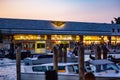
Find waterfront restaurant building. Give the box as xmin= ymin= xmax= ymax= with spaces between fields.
xmin=0 ymin=18 xmax=120 ymax=54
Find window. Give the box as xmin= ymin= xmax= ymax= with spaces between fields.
xmin=48 ymin=66 xmax=66 ymax=72
xmin=118 ymin=29 xmax=120 ymax=32
xmin=73 ymin=64 xmax=78 ymax=71
xmin=58 ymin=66 xmax=66 ymax=72
xmin=48 ymin=66 xmax=53 ymax=70
xmin=32 ymin=66 xmax=47 ymax=72
xmin=112 ymin=29 xmax=115 ymax=32
xmin=58 ymin=66 xmax=65 ymax=70
xmin=37 ymin=43 xmax=45 ymax=48
xmin=68 ymin=66 xmax=74 ymax=73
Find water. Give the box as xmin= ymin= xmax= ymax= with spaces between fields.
xmin=0 ymin=58 xmax=16 ymax=80
xmin=0 ymin=58 xmax=25 ymax=80
xmin=0 ymin=55 xmax=90 ymax=80
xmin=0 ymin=65 xmax=16 ymax=80
xmin=0 ymin=54 xmax=119 ymax=80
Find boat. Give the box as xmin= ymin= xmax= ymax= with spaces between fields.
xmin=107 ymin=55 xmax=120 ymax=63
xmin=21 ymin=62 xmax=79 ymax=80
xmin=85 ymin=59 xmax=120 ymax=80
xmin=21 ymin=59 xmax=120 ymax=80
xmin=23 ymin=54 xmax=54 ymax=65
xmin=23 ymin=54 xmax=78 ymax=65
xmin=89 ymin=54 xmax=95 ymax=60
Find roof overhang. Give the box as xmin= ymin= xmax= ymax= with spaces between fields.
xmin=1 ymin=29 xmax=111 ymax=35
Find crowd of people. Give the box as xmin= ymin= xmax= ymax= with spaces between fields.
xmin=66 ymin=42 xmax=120 ymax=60
xmin=1 ymin=42 xmax=120 ymax=60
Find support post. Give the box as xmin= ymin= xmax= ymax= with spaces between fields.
xmin=16 ymin=46 xmax=21 ymax=80
xmin=108 ymin=36 xmax=111 ymax=45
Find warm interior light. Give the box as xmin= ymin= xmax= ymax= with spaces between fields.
xmin=14 ymin=34 xmax=47 ymax=40
xmin=51 ymin=21 xmax=66 ymax=29
xmin=51 ymin=35 xmax=72 ymax=40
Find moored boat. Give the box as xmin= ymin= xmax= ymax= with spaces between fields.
xmin=21 ymin=63 xmax=79 ymax=80
xmin=85 ymin=59 xmax=120 ymax=80
xmin=23 ymin=55 xmax=78 ymax=65
xmin=21 ymin=59 xmax=120 ymax=80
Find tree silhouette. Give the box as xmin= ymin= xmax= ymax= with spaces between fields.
xmin=0 ymin=30 xmax=3 ymax=43
xmin=111 ymin=17 xmax=120 ymax=24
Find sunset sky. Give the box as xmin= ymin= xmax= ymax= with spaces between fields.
xmin=0 ymin=0 xmax=120 ymax=23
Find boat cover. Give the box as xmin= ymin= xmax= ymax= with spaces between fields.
xmin=88 ymin=59 xmax=113 ymax=65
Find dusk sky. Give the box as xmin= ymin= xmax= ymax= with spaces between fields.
xmin=0 ymin=0 xmax=120 ymax=23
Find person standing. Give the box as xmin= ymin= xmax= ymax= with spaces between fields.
xmin=102 ymin=44 xmax=109 ymax=59
xmin=73 ymin=43 xmax=78 ymax=56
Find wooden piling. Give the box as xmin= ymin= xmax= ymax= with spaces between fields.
xmin=58 ymin=44 xmax=63 ymax=62
xmin=77 ymin=42 xmax=85 ymax=80
xmin=53 ymin=46 xmax=58 ymax=70
xmin=95 ymin=45 xmax=101 ymax=72
xmin=95 ymin=45 xmax=101 ymax=59
xmin=103 ymin=44 xmax=109 ymax=59
xmin=63 ymin=44 xmax=67 ymax=63
xmin=16 ymin=46 xmax=21 ymax=80
xmin=50 ymin=45 xmax=58 ymax=80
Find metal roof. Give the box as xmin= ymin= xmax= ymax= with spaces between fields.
xmin=0 ymin=18 xmax=120 ymax=35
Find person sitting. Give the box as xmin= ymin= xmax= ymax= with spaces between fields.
xmin=89 ymin=54 xmax=95 ymax=60
xmin=67 ymin=50 xmax=75 ymax=58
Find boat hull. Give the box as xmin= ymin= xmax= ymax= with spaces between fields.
xmin=24 ymin=57 xmax=78 ymax=65
xmin=95 ymin=77 xmax=120 ymax=80
xmin=21 ymin=73 xmax=120 ymax=80
xmin=21 ymin=73 xmax=78 ymax=80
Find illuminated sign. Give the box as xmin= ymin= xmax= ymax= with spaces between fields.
xmin=51 ymin=21 xmax=66 ymax=29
